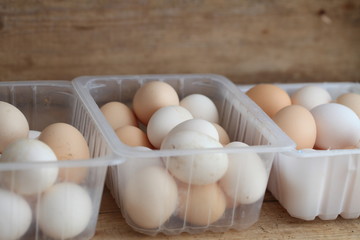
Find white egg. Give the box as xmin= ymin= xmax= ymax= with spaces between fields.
xmin=0 ymin=189 xmax=32 ymax=240
xmin=166 ymin=118 xmax=219 ymax=141
xmin=28 ymin=130 xmax=41 ymax=139
xmin=161 ymin=130 xmax=228 ymax=185
xmin=290 ymin=85 xmax=331 ymax=110
xmin=180 ymin=93 xmax=219 ymax=123
xmin=219 ymin=142 xmax=268 ymax=205
xmin=0 ymin=139 xmax=58 ymax=195
xmin=37 ymin=183 xmax=92 ymax=239
xmin=310 ymin=103 xmax=360 ymax=149
xmin=147 ymin=106 xmax=193 ymax=148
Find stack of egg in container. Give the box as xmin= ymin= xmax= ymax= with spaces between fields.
xmin=73 ymin=74 xmax=295 ymax=236
xmin=0 ymin=81 xmax=116 ymax=240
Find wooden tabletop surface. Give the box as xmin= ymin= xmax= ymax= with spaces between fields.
xmin=94 ymin=187 xmax=360 ymax=240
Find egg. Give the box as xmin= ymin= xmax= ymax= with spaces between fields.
xmin=273 ymin=105 xmax=317 ymax=150
xmin=0 ymin=101 xmax=29 ymax=153
xmin=310 ymin=103 xmax=360 ymax=149
xmin=219 ymin=142 xmax=268 ymax=205
xmin=167 ymin=118 xmax=219 ymax=141
xmin=0 ymin=139 xmax=58 ymax=195
xmin=147 ymin=106 xmax=193 ymax=148
xmin=37 ymin=183 xmax=92 ymax=239
xmin=123 ymin=166 xmax=178 ymax=229
xmin=246 ymin=84 xmax=291 ymax=118
xmin=100 ymin=101 xmax=138 ymax=130
xmin=177 ymin=182 xmax=226 ymax=226
xmin=28 ymin=130 xmax=41 ymax=139
xmin=115 ymin=125 xmax=153 ymax=148
xmin=0 ymin=189 xmax=32 ymax=240
xmin=336 ymin=93 xmax=360 ymax=118
xmin=290 ymin=85 xmax=331 ymax=110
xmin=180 ymin=94 xmax=219 ymax=123
xmin=213 ymin=123 xmax=230 ymax=145
xmin=38 ymin=122 xmax=90 ymax=183
xmin=133 ymin=81 xmax=180 ymax=125
xmin=161 ymin=130 xmax=228 ymax=185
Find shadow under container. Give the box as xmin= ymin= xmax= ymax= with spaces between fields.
xmin=73 ymin=74 xmax=294 ymax=236
xmin=0 ymin=81 xmax=116 ymax=240
xmin=240 ymin=82 xmax=360 ymax=221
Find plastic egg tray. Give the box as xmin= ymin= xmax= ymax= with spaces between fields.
xmin=0 ymin=81 xmax=117 ymax=240
xmin=73 ymin=74 xmax=295 ymax=236
xmin=239 ymin=82 xmax=360 ymax=221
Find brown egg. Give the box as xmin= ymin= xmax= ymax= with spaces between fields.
xmin=100 ymin=101 xmax=138 ymax=130
xmin=336 ymin=93 xmax=360 ymax=118
xmin=115 ymin=125 xmax=153 ymax=148
xmin=132 ymin=81 xmax=179 ymax=125
xmin=246 ymin=84 xmax=291 ymax=118
xmin=273 ymin=105 xmax=317 ymax=150
xmin=213 ymin=123 xmax=230 ymax=146
xmin=177 ymin=182 xmax=226 ymax=226
xmin=38 ymin=123 xmax=90 ymax=183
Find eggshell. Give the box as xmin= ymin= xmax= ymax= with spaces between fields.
xmin=28 ymin=130 xmax=41 ymax=139
xmin=38 ymin=123 xmax=90 ymax=183
xmin=0 ymin=189 xmax=32 ymax=240
xmin=219 ymin=142 xmax=268 ymax=205
xmin=310 ymin=103 xmax=360 ymax=149
xmin=0 ymin=139 xmax=58 ymax=195
xmin=0 ymin=101 xmax=29 ymax=153
xmin=133 ymin=81 xmax=179 ymax=125
xmin=37 ymin=183 xmax=92 ymax=239
xmin=161 ymin=130 xmax=228 ymax=185
xmin=123 ymin=166 xmax=178 ymax=229
xmin=336 ymin=93 xmax=360 ymax=118
xmin=246 ymin=84 xmax=291 ymax=118
xmin=177 ymin=182 xmax=226 ymax=226
xmin=213 ymin=123 xmax=230 ymax=145
xmin=147 ymin=106 xmax=193 ymax=148
xmin=100 ymin=101 xmax=138 ymax=130
xmin=115 ymin=125 xmax=153 ymax=148
xmin=273 ymin=105 xmax=317 ymax=150
xmin=180 ymin=94 xmax=219 ymax=123
xmin=291 ymin=85 xmax=331 ymax=110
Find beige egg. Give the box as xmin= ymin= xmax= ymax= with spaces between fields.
xmin=100 ymin=101 xmax=137 ymax=130
xmin=133 ymin=81 xmax=179 ymax=125
xmin=246 ymin=84 xmax=291 ymax=118
xmin=38 ymin=123 xmax=90 ymax=183
xmin=336 ymin=93 xmax=360 ymax=118
xmin=115 ymin=125 xmax=153 ymax=148
xmin=213 ymin=123 xmax=230 ymax=145
xmin=0 ymin=101 xmax=29 ymax=153
xmin=177 ymin=182 xmax=226 ymax=226
xmin=124 ymin=166 xmax=178 ymax=229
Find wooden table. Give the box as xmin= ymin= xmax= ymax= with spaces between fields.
xmin=94 ymin=187 xmax=360 ymax=239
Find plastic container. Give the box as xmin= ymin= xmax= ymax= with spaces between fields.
xmin=239 ymin=82 xmax=360 ymax=221
xmin=73 ymin=74 xmax=295 ymax=235
xmin=0 ymin=81 xmax=116 ymax=240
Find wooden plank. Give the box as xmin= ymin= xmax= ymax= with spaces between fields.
xmin=0 ymin=0 xmax=359 ymax=83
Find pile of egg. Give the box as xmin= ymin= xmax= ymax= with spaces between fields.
xmin=100 ymin=81 xmax=268 ymax=229
xmin=246 ymin=84 xmax=360 ymax=150
xmin=0 ymin=101 xmax=92 ymax=240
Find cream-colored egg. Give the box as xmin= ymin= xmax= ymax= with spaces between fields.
xmin=219 ymin=142 xmax=268 ymax=205
xmin=213 ymin=123 xmax=230 ymax=145
xmin=100 ymin=101 xmax=138 ymax=130
xmin=177 ymin=182 xmax=226 ymax=226
xmin=336 ymin=92 xmax=360 ymax=118
xmin=0 ymin=139 xmax=58 ymax=195
xmin=0 ymin=189 xmax=32 ymax=240
xmin=166 ymin=119 xmax=219 ymax=141
xmin=180 ymin=94 xmax=219 ymax=123
xmin=147 ymin=106 xmax=193 ymax=149
xmin=37 ymin=183 xmax=92 ymax=239
xmin=161 ymin=130 xmax=228 ymax=185
xmin=0 ymin=101 xmax=29 ymax=153
xmin=133 ymin=81 xmax=179 ymax=125
xmin=291 ymin=85 xmax=331 ymax=110
xmin=123 ymin=166 xmax=178 ymax=229
xmin=115 ymin=125 xmax=153 ymax=148
xmin=38 ymin=122 xmax=90 ymax=183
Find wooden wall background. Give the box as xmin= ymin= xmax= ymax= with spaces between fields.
xmin=0 ymin=0 xmax=359 ymax=84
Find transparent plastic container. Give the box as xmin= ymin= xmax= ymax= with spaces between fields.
xmin=0 ymin=81 xmax=117 ymax=240
xmin=73 ymin=74 xmax=295 ymax=235
xmin=239 ymin=82 xmax=360 ymax=221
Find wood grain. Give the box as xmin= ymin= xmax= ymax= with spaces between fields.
xmin=0 ymin=0 xmax=359 ymax=83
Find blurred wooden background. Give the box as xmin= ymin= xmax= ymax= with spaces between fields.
xmin=0 ymin=0 xmax=359 ymax=84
